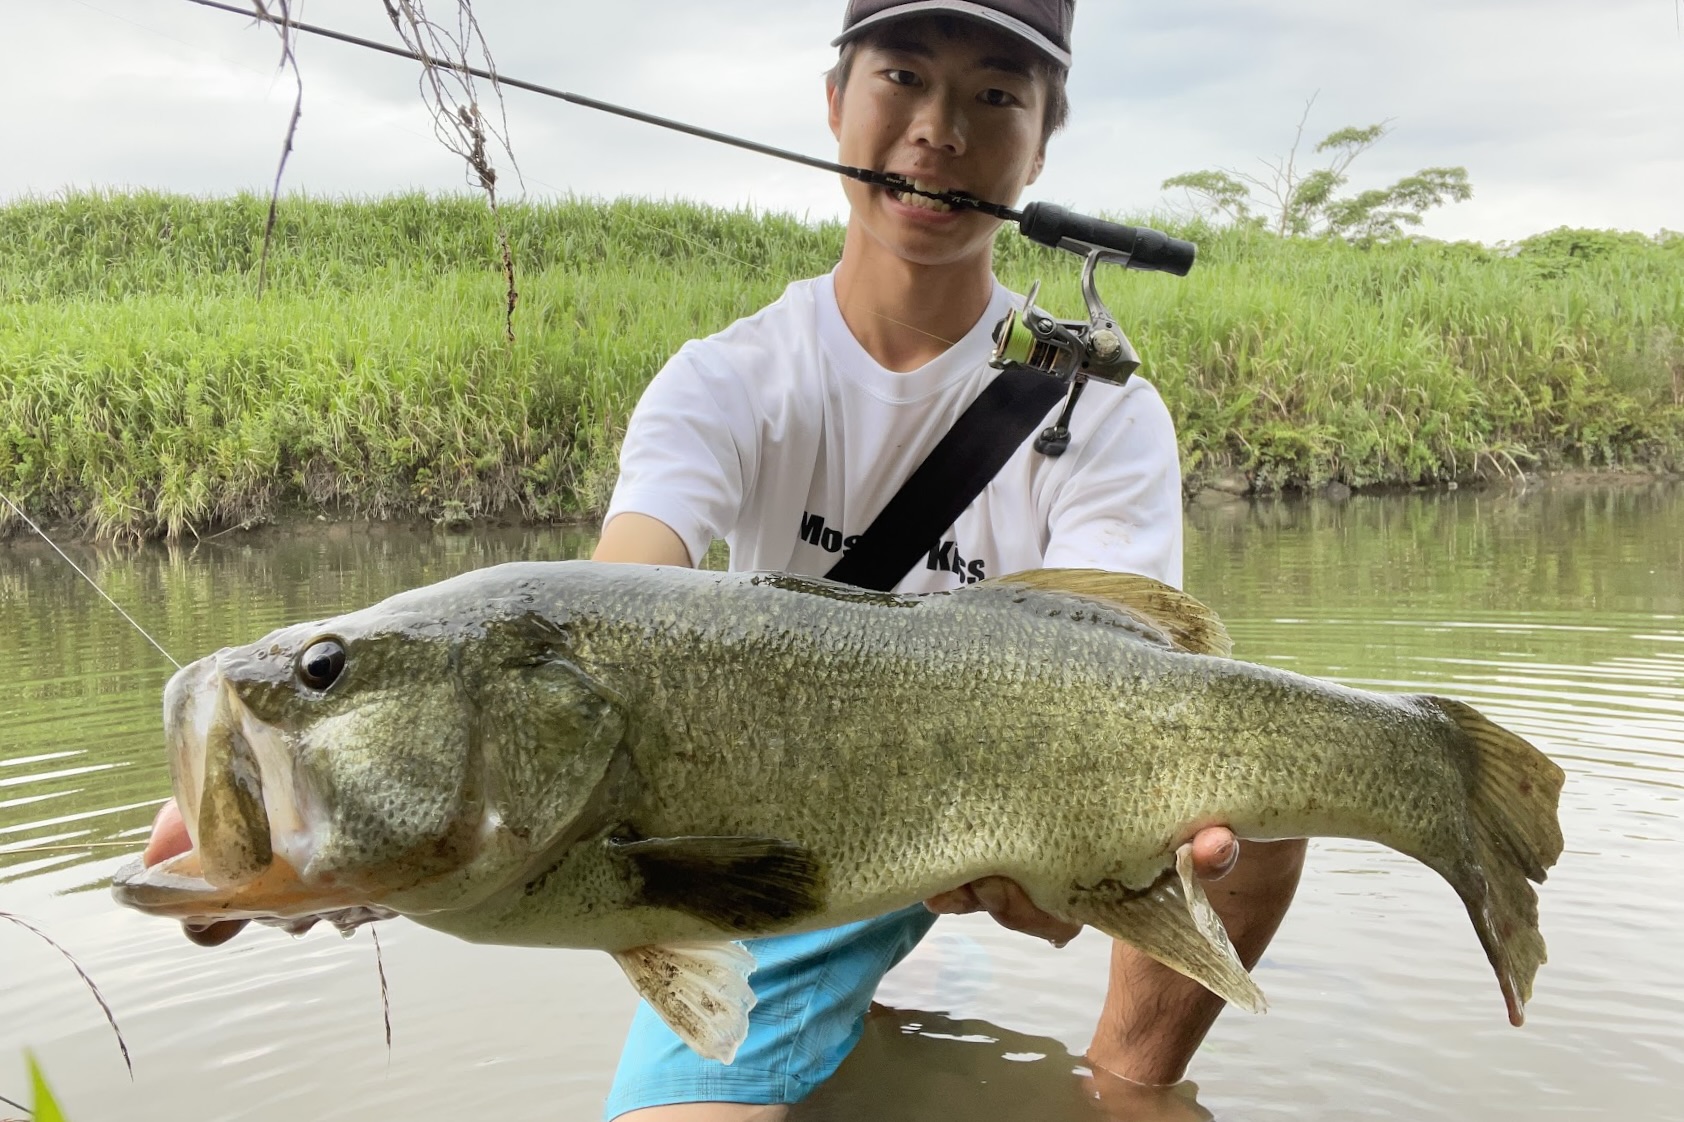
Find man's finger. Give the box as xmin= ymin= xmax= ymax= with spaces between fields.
xmin=142 ymin=799 xmax=192 ymax=868
xmin=1188 ymin=828 xmax=1239 ymax=881
xmin=182 ymin=919 xmax=248 ymax=947
xmin=969 ymin=877 xmax=1082 ymax=945
xmin=145 ymin=800 xmax=253 ymax=947
xmin=923 ymin=885 xmax=984 ymax=915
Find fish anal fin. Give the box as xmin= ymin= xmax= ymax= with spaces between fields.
xmin=613 ymin=942 xmax=757 ymax=1063
xmin=612 ymin=835 xmax=827 ymax=934
xmin=987 ymin=569 xmax=1232 ymax=657
xmin=1071 ymin=843 xmax=1266 ymax=1014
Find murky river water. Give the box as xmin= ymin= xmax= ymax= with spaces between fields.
xmin=2 ymin=484 xmax=1680 ymax=1121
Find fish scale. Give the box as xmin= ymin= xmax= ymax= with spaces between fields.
xmin=112 ymin=561 xmax=1564 ymax=1063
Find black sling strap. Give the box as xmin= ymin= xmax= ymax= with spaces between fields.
xmin=824 ymin=368 xmax=1067 ymax=593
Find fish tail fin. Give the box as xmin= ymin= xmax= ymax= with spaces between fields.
xmin=1428 ymin=697 xmax=1565 ymax=1026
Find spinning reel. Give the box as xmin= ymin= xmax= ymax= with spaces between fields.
xmin=987 ymin=208 xmax=1197 ymax=456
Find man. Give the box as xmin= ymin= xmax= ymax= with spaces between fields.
xmin=592 ymin=2 xmax=1306 ymax=1120
xmin=138 ymin=1 xmax=1301 ymax=1114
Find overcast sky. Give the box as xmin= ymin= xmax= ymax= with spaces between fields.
xmin=5 ymin=0 xmax=1681 ymax=243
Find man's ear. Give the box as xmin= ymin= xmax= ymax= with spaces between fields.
xmin=1026 ymin=145 xmax=1046 ymax=187
xmin=827 ymin=76 xmax=843 ymax=142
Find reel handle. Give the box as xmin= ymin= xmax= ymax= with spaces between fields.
xmin=1016 ymin=203 xmax=1197 ymax=276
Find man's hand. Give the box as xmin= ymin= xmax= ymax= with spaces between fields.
xmin=142 ymin=799 xmax=249 ymax=948
xmin=922 ymin=826 xmax=1241 ymax=943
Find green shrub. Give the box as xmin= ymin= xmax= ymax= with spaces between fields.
xmin=2 ymin=192 xmax=1680 ymax=538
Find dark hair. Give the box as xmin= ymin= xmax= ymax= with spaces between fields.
xmin=827 ymin=15 xmax=1071 ymax=143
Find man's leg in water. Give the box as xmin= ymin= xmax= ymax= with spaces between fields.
xmin=1088 ymin=838 xmax=1308 ymax=1086
xmin=604 ymin=905 xmax=938 ymax=1122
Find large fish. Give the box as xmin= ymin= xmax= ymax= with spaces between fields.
xmin=112 ymin=562 xmax=1564 ymax=1061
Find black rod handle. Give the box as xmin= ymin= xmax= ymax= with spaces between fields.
xmin=1016 ymin=203 xmax=1197 ymax=275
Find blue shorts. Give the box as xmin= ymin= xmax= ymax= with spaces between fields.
xmin=603 ymin=904 xmax=939 ymax=1119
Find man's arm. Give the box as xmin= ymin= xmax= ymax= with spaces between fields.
xmin=1087 ymin=838 xmax=1307 ymax=1087
xmin=593 ymin=512 xmax=694 ymax=567
xmin=923 ymin=828 xmax=1242 ymax=945
xmin=943 ymin=380 xmax=1304 ymax=1093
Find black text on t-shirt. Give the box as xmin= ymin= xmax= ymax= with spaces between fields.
xmin=797 ymin=511 xmax=986 ymax=584
xmin=924 ymin=539 xmax=987 ymax=584
xmin=798 ymin=511 xmax=861 ymax=556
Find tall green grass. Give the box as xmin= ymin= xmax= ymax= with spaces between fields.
xmin=2 ymin=191 xmax=1679 ymax=539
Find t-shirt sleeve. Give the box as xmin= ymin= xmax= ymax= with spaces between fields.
xmin=603 ymin=347 xmax=758 ymax=567
xmin=1039 ymin=378 xmax=1185 ymax=588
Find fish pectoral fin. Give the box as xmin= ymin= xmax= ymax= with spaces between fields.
xmin=986 ymin=569 xmax=1232 ymax=657
xmin=613 ymin=942 xmax=757 ymax=1064
xmin=611 ymin=835 xmax=827 ymax=935
xmin=1072 ymin=843 xmax=1267 ymax=1014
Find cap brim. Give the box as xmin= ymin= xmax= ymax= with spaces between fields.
xmin=832 ymin=1 xmax=1071 ymax=69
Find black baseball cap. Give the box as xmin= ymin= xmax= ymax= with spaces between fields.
xmin=832 ymin=0 xmax=1076 ymax=69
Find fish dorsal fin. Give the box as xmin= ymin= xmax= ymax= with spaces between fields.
xmin=987 ymin=569 xmax=1233 ymax=657
xmin=612 ymin=942 xmax=758 ymax=1063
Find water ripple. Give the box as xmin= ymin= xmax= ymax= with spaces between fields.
xmin=2 ymin=491 xmax=1682 ymax=1120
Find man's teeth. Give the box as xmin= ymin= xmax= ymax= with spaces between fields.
xmin=894 ymin=180 xmax=954 ymax=212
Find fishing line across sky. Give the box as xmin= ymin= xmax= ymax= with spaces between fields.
xmin=8 ymin=0 xmax=1682 ymax=244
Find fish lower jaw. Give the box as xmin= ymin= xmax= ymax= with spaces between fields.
xmin=110 ymin=848 xmax=371 ymax=926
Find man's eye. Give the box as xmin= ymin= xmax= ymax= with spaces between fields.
xmin=884 ymin=69 xmax=920 ymax=86
xmin=980 ymin=88 xmax=1021 ymax=107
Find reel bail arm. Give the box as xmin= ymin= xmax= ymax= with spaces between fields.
xmin=990 ymin=243 xmax=1158 ymax=456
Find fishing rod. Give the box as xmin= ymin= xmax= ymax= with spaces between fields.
xmin=189 ymin=0 xmax=1200 ymax=452
xmin=186 ymin=0 xmax=1193 ymax=272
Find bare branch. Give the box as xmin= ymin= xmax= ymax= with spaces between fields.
xmin=381 ymin=0 xmax=522 ymax=343
xmin=1 ymin=911 xmax=132 ymax=1078
xmin=372 ymin=924 xmax=393 ymax=1054
xmin=1276 ymin=92 xmax=1319 ymax=236
xmin=252 ymin=0 xmax=304 ymax=299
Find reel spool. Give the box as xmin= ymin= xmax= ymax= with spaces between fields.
xmin=989 ymin=248 xmax=1146 ymax=456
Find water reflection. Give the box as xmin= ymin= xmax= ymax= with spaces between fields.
xmin=0 ymin=523 xmax=601 ymax=880
xmin=796 ymin=1006 xmax=1210 ymax=1122
xmin=1 ymin=483 xmax=1681 ymax=1120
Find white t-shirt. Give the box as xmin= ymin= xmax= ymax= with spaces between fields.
xmin=604 ymin=272 xmax=1184 ymax=592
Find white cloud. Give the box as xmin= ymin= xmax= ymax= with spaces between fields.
xmin=4 ymin=0 xmax=1680 ymax=241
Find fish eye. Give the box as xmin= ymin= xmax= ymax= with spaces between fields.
xmin=297 ymin=638 xmax=347 ymax=692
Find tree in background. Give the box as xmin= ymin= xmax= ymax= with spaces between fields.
xmin=1163 ymin=97 xmax=1473 ymax=242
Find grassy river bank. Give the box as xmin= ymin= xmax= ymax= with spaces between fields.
xmin=2 ymin=192 xmax=1680 ymax=540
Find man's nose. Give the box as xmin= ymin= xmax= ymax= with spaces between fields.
xmin=908 ymin=90 xmax=966 ymax=156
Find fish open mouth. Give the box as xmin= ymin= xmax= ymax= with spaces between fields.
xmin=111 ymin=655 xmax=367 ymax=927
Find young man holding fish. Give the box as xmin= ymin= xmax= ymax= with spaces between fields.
xmin=138 ymin=0 xmax=1305 ymax=1115
xmin=590 ymin=1 xmax=1307 ymax=1119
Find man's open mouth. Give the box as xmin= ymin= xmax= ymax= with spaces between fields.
xmin=890 ymin=177 xmax=958 ymax=213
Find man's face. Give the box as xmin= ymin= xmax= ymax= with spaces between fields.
xmin=828 ymin=18 xmax=1049 ymax=268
